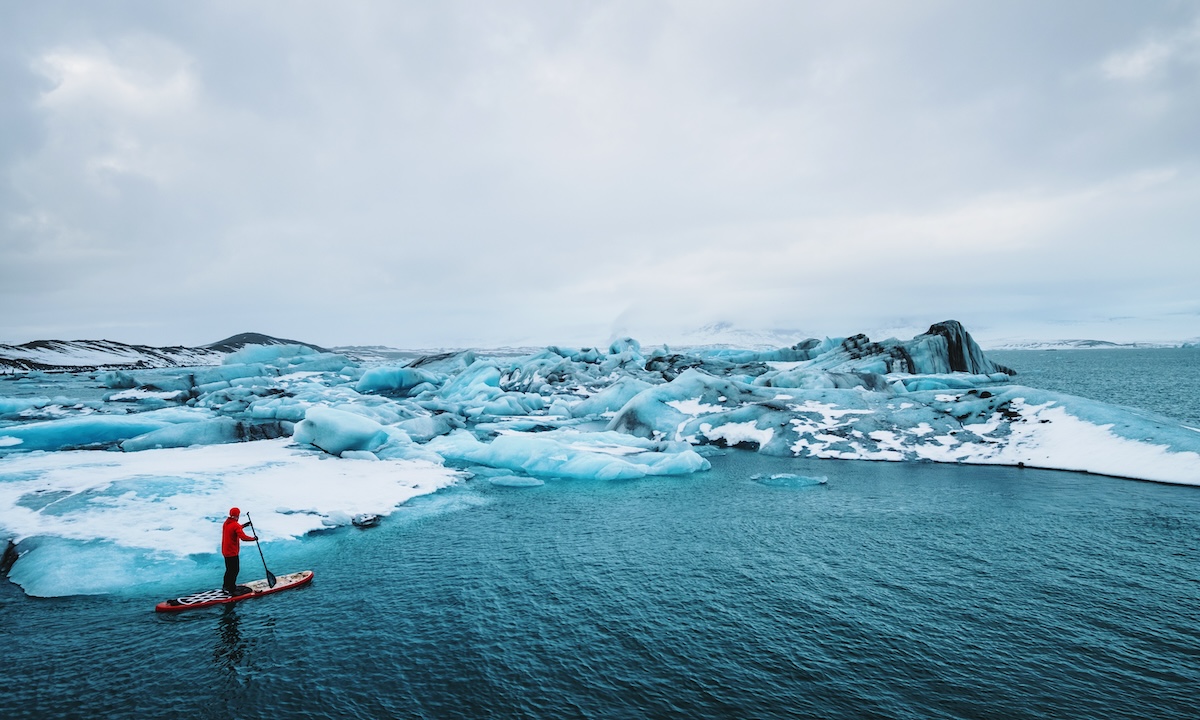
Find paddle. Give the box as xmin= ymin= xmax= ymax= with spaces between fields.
xmin=244 ymin=512 xmax=277 ymax=588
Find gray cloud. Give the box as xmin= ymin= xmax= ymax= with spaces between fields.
xmin=2 ymin=0 xmax=1198 ymax=348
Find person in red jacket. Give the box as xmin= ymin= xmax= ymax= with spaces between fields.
xmin=222 ymin=507 xmax=258 ymax=595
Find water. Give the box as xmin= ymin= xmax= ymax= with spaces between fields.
xmin=3 ymin=350 xmax=1200 ymax=719
xmin=989 ymin=348 xmax=1200 ymax=427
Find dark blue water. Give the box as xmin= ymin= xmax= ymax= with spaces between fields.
xmin=3 ymin=349 xmax=1200 ymax=719
xmin=3 ymin=451 xmax=1199 ymax=719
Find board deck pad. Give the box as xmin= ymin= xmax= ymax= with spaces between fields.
xmin=155 ymin=570 xmax=314 ymax=612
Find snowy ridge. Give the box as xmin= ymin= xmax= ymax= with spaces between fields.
xmin=983 ymin=339 xmax=1192 ymax=351
xmin=2 ymin=320 xmax=1199 ymax=597
xmin=0 ymin=339 xmax=224 ymax=372
xmin=0 ymin=332 xmax=325 ymax=372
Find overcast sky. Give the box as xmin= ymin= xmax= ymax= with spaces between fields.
xmin=2 ymin=1 xmax=1198 ymax=349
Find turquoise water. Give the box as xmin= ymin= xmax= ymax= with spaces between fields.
xmin=3 ymin=350 xmax=1200 ymax=718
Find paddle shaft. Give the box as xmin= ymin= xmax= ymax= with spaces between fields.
xmin=244 ymin=512 xmax=278 ymax=588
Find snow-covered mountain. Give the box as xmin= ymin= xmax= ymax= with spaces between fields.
xmin=670 ymin=322 xmax=814 ymax=350
xmin=0 ymin=333 xmax=326 ymax=372
xmin=982 ymin=339 xmax=1192 ymax=351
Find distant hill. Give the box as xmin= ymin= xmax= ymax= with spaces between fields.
xmin=983 ymin=339 xmax=1190 ymax=351
xmin=204 ymin=332 xmax=328 ymax=353
xmin=0 ymin=332 xmax=326 ymax=373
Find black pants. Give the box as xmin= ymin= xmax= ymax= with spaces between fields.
xmin=223 ymin=555 xmax=239 ymax=593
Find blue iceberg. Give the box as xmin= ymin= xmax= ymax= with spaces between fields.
xmin=2 ymin=319 xmax=1199 ymax=597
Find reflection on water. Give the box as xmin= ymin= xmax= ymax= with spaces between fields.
xmin=214 ymin=606 xmax=245 ymax=673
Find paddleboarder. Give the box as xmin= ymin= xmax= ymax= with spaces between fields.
xmin=222 ymin=507 xmax=258 ymax=596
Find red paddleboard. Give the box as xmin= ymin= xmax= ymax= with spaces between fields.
xmin=155 ymin=570 xmax=314 ymax=613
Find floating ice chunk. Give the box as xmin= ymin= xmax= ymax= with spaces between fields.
xmin=427 ymin=429 xmax=710 ymax=480
xmin=105 ymin=388 xmax=188 ymax=402
xmin=293 ymin=406 xmax=390 ymax=457
xmin=374 ymin=436 xmax=446 ymax=464
xmin=702 ymin=337 xmax=840 ymax=365
xmin=755 ymin=370 xmax=890 ymax=391
xmin=608 ymin=369 xmax=778 ymax=440
xmin=281 ymin=352 xmax=357 ymax=375
xmin=470 ymin=393 xmax=545 ymax=419
xmin=357 ymin=366 xmax=442 ymax=396
xmin=437 ymin=360 xmax=504 ymax=408
xmin=404 ymin=350 xmax=478 ymax=374
xmin=499 ymin=349 xmax=579 ymax=394
xmin=0 ymin=439 xmax=460 ymax=596
xmin=196 ymin=379 xmax=231 ymax=394
xmin=0 ymin=397 xmax=52 ymax=417
xmin=541 ymin=345 xmax=599 ymax=364
xmin=488 ymin=475 xmax=545 ymax=487
xmin=396 ymin=413 xmax=462 ymax=443
xmin=98 ymin=371 xmax=138 ymax=389
xmin=0 ymin=414 xmax=179 ymax=452
xmin=121 ymin=417 xmax=240 ymax=451
xmin=470 ymin=463 xmax=547 ymax=487
xmin=7 ymin=538 xmax=197 ymax=597
xmin=897 ymin=374 xmax=1002 ymax=392
xmin=224 ymin=344 xmax=316 ymax=366
xmin=194 ymin=363 xmax=270 ymax=385
xmin=546 ymin=398 xmax=574 ymax=417
xmin=608 ymin=337 xmax=642 ymax=355
xmin=750 ymin=473 xmax=827 ymax=488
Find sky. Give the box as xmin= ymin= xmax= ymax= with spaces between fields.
xmin=2 ymin=1 xmax=1198 ymax=349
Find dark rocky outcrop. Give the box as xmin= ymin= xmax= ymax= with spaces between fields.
xmin=203 ymin=332 xmax=328 ymax=353
xmin=919 ymin=321 xmax=1015 ymax=376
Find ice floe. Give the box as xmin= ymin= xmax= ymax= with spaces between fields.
xmin=2 ymin=319 xmax=1198 ymax=596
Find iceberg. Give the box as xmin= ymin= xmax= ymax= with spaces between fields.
xmin=293 ymin=406 xmax=392 ymax=457
xmin=3 ymin=319 xmax=1199 ymax=597
xmin=751 ymin=473 xmax=828 ymax=488
xmin=0 ymin=409 xmax=212 ymax=452
xmin=3 ymin=320 xmax=1197 ymax=486
xmin=427 ymin=428 xmax=710 ymax=481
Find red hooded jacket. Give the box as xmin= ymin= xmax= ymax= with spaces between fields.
xmin=222 ymin=517 xmax=256 ymax=557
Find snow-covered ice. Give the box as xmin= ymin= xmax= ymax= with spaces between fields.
xmin=2 ymin=320 xmax=1198 ymax=596
xmin=0 ymin=439 xmax=459 ymax=596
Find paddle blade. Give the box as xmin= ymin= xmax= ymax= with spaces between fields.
xmin=266 ymin=570 xmax=278 ymax=588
